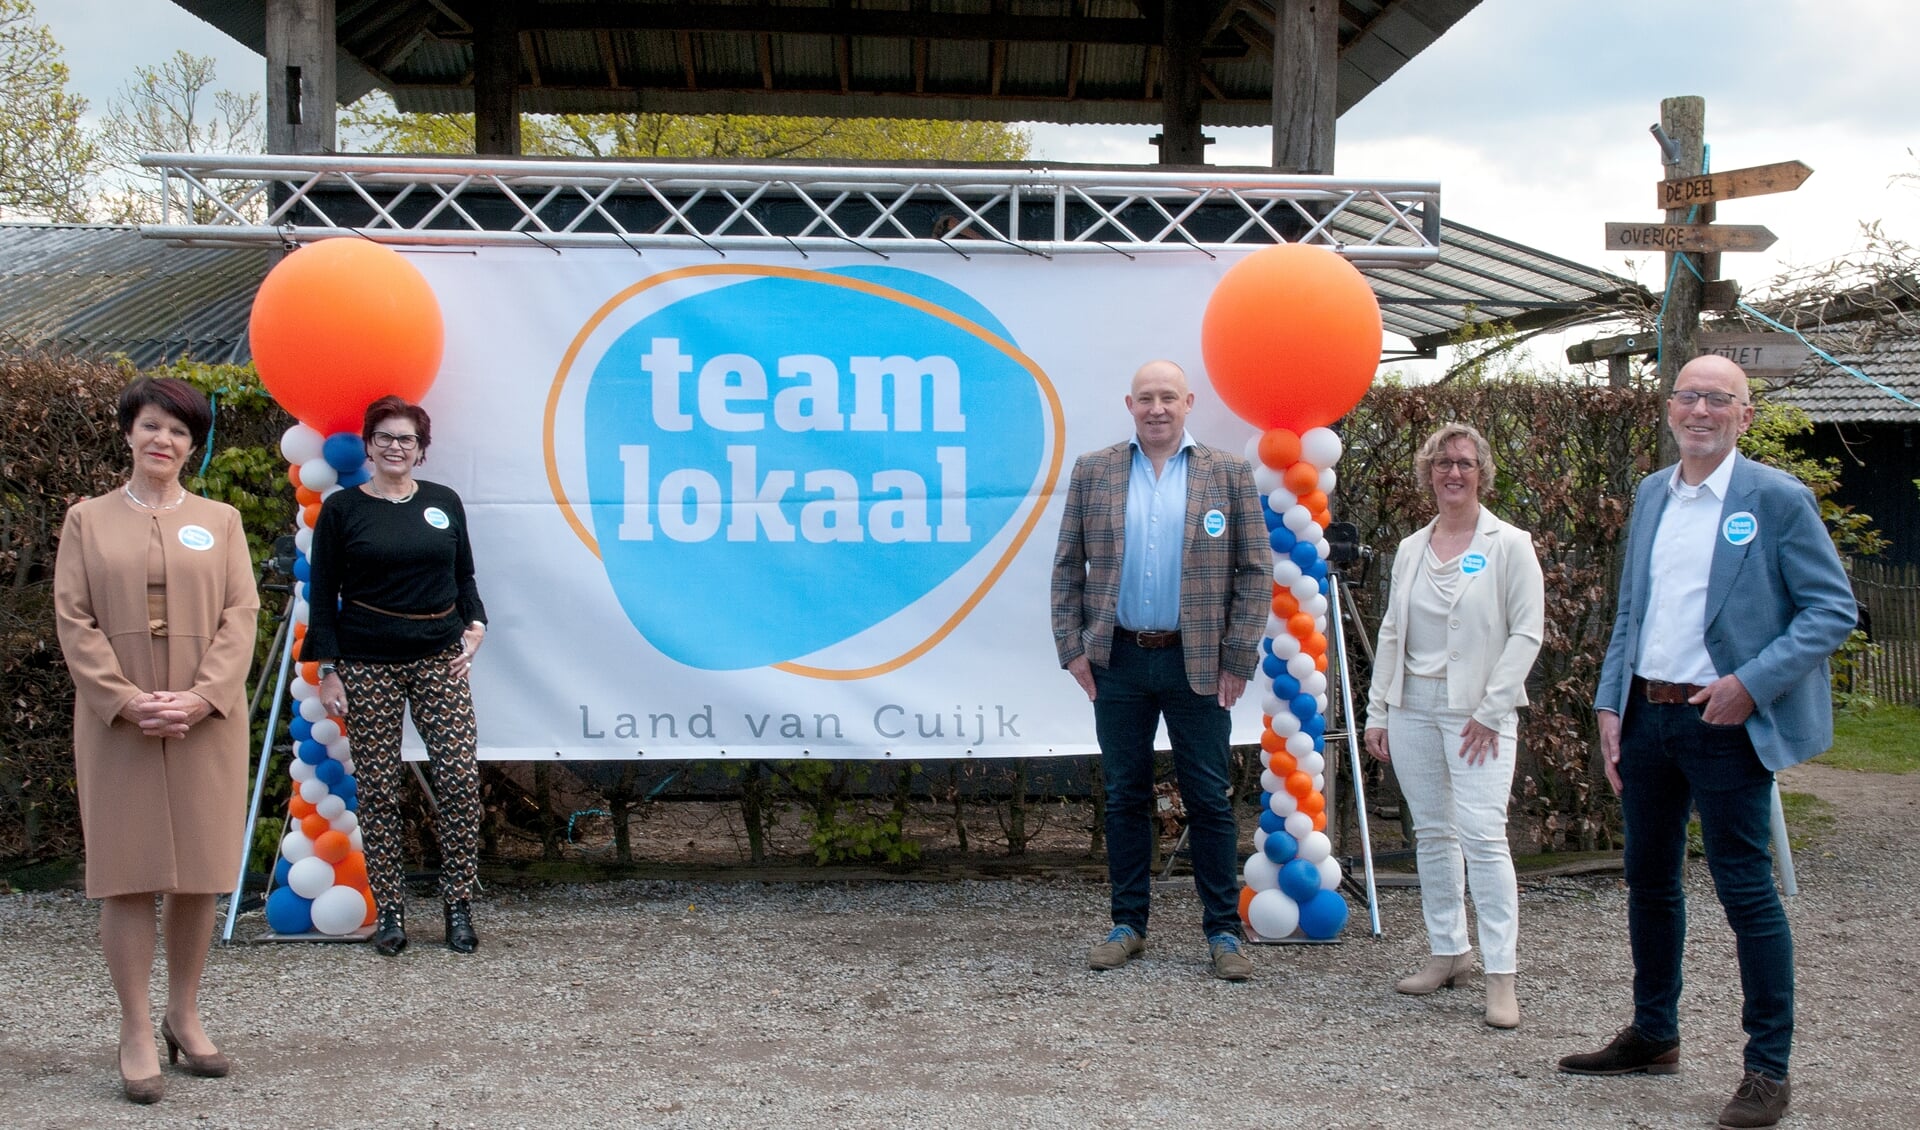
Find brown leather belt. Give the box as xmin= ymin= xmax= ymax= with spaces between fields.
xmin=1635 ymin=676 xmax=1706 ymax=705
xmin=350 ymin=599 xmax=456 ymax=621
xmin=1117 ymin=627 xmax=1182 ymax=650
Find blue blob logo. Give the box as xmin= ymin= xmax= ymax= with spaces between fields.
xmin=552 ymin=265 xmax=1059 ymax=673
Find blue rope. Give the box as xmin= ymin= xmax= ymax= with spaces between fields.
xmin=1732 ymin=302 xmax=1920 ymax=409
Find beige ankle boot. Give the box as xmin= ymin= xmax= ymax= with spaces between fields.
xmin=1484 ymin=972 xmax=1519 ymax=1028
xmin=1394 ymin=952 xmax=1475 ymax=995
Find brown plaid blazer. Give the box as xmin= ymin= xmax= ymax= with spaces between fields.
xmin=1050 ymin=439 xmax=1271 ymax=695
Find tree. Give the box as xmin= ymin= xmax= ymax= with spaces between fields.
xmin=0 ymin=0 xmax=94 ymax=222
xmin=96 ymin=50 xmax=263 ymax=224
xmin=340 ymin=93 xmax=1032 ymax=163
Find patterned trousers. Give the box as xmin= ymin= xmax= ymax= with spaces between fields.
xmin=339 ymin=644 xmax=480 ymax=912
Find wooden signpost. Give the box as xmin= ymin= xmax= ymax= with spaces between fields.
xmin=1696 ymin=331 xmax=1813 ymax=377
xmin=1604 ymin=222 xmax=1777 ymax=254
xmin=1654 ymin=159 xmax=1815 ymax=210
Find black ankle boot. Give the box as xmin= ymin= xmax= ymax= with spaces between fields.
xmin=445 ymin=899 xmax=478 ymax=954
xmin=371 ymin=905 xmax=408 ymax=956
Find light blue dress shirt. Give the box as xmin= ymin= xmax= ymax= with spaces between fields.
xmin=1116 ymin=431 xmax=1193 ymax=632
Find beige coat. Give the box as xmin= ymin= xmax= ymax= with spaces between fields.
xmin=1366 ymin=507 xmax=1545 ymax=734
xmin=54 ymin=492 xmax=259 ymax=897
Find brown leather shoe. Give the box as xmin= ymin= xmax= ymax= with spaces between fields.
xmin=1557 ymin=1026 xmax=1680 ymax=1075
xmin=1088 ymin=926 xmax=1145 ymax=970
xmin=1718 ymin=1071 xmax=1790 ymax=1128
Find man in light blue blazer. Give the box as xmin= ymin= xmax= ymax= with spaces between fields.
xmin=1559 ymin=356 xmax=1856 ymax=1130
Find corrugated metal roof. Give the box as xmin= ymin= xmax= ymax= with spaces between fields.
xmin=0 ymin=224 xmax=267 ymax=367
xmin=1766 ymin=317 xmax=1920 ymax=424
xmin=168 ymin=0 xmax=1480 ymax=129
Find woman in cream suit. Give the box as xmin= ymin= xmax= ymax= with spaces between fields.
xmin=1364 ymin=423 xmax=1543 ymax=1029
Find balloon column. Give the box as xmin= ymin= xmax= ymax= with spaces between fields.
xmin=1201 ymin=243 xmax=1383 ymax=942
xmin=249 ymin=238 xmax=445 ymax=936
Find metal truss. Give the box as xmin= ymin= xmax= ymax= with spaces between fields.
xmin=139 ymin=153 xmax=1441 ymax=268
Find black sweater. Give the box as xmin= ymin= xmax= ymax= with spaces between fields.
xmin=303 ymin=480 xmax=487 ymax=663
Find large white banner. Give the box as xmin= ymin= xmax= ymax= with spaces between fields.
xmin=403 ymin=247 xmax=1265 ymax=758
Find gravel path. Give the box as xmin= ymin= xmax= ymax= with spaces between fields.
xmin=2 ymin=762 xmax=1915 ymax=1129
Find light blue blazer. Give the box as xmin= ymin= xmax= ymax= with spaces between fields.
xmin=1595 ymin=454 xmax=1857 ymax=771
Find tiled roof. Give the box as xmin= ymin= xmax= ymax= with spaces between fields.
xmin=1765 ymin=316 xmax=1920 ymax=425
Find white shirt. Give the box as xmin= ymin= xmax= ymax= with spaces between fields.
xmin=1635 ymin=448 xmax=1738 ymax=685
xmin=1402 ymin=545 xmax=1464 ymax=678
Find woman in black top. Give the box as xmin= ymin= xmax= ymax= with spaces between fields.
xmin=308 ymin=396 xmax=487 ymax=956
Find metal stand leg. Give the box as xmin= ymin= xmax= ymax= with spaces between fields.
xmin=1328 ymin=572 xmax=1383 ymax=938
xmin=223 ymin=598 xmax=296 ymax=943
xmin=1769 ymin=781 xmax=1798 ymax=897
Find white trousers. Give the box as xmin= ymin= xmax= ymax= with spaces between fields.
xmin=1387 ymin=674 xmax=1520 ymax=974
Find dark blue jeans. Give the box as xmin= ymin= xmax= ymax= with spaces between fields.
xmin=1619 ymin=698 xmax=1793 ymax=1080
xmin=1093 ymin=637 xmax=1240 ymax=941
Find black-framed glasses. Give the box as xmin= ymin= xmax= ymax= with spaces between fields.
xmin=1670 ymin=390 xmax=1745 ymax=409
xmin=370 ymin=430 xmax=421 ymax=450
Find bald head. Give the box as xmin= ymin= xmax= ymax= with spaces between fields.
xmin=1130 ymin=359 xmax=1189 ymax=398
xmin=1668 ymin=353 xmax=1755 ymax=482
xmin=1127 ymin=359 xmax=1194 ymax=463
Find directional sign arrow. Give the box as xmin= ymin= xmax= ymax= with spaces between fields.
xmin=1604 ymin=222 xmax=1778 ymax=254
xmin=1697 ymin=332 xmax=1813 ymax=376
xmin=1656 ymin=160 xmax=1813 ymax=210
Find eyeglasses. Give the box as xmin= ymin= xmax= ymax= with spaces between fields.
xmin=1430 ymin=459 xmax=1478 ymax=474
xmin=370 ymin=431 xmax=421 ymax=450
xmin=1670 ymin=390 xmax=1746 ymax=409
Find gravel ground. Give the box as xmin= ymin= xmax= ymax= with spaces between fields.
xmin=2 ymin=761 xmax=1915 ymax=1130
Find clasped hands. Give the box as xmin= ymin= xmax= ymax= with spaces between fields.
xmin=120 ymin=690 xmax=211 ymax=740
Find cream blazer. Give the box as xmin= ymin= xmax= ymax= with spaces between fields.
xmin=1365 ymin=507 xmax=1545 ymax=734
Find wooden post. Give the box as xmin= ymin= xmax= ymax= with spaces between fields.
xmin=264 ymin=0 xmax=336 ymax=155
xmin=1655 ymin=95 xmax=1705 ymax=467
xmin=1608 ymin=354 xmax=1633 ymax=387
xmin=1156 ymin=0 xmax=1208 ymax=164
xmin=473 ymin=0 xmax=522 ymax=156
xmin=1272 ymin=0 xmax=1337 ymax=173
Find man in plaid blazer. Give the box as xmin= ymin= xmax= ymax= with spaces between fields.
xmin=1051 ymin=359 xmax=1270 ymax=980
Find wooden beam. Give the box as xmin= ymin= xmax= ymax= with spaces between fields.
xmin=1567 ymin=333 xmax=1659 ymax=364
xmin=913 ymin=37 xmax=926 ymax=94
xmin=266 ymin=0 xmax=337 ymax=156
xmin=471 ymin=0 xmax=519 ymax=155
xmin=520 ymin=29 xmax=540 ymax=88
xmin=676 ymin=30 xmax=697 ymax=90
xmin=1158 ymin=0 xmax=1207 ymax=164
xmin=594 ymin=28 xmax=621 ymax=88
xmin=759 ymin=32 xmax=774 ymax=90
xmin=505 ymin=4 xmax=1161 ymax=45
xmin=1273 ymin=0 xmax=1336 ymax=173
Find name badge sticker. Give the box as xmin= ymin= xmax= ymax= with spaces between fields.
xmin=177 ymin=525 xmax=215 ymax=551
xmin=1460 ymin=552 xmax=1487 ymax=575
xmin=1203 ymin=509 xmax=1226 ymax=538
xmin=1723 ymin=511 xmax=1757 ymax=546
xmin=423 ymin=507 xmax=451 ymax=530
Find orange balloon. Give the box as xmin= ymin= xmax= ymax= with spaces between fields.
xmin=1311 ymin=810 xmax=1327 ymax=832
xmin=333 ymin=852 xmax=369 ymax=890
xmin=313 ymin=830 xmax=352 ymax=865
xmin=300 ymin=813 xmax=330 ymax=839
xmin=295 ymin=485 xmax=321 ymax=507
xmin=1307 ymin=632 xmax=1328 ymax=656
xmin=293 ymin=620 xmax=307 ymax=641
xmin=250 ymin=238 xmax=444 ymax=434
xmin=300 ymin=501 xmax=321 ymax=527
xmin=1282 ymin=461 xmax=1319 ymax=494
xmin=1200 ymin=243 xmax=1383 ymax=431
xmin=1260 ymin=729 xmax=1286 ymax=754
xmin=360 ymin=886 xmax=379 ymax=927
xmin=289 ymin=795 xmax=316 ymax=820
xmin=1269 ymin=751 xmax=1298 ymax=776
xmin=1301 ymin=790 xmax=1326 ymax=816
xmin=1299 ymin=490 xmax=1328 ymax=516
xmin=1258 ymin=428 xmax=1302 ymax=470
xmin=1314 ymin=653 xmax=1328 ymax=673
xmin=1285 ymin=771 xmax=1313 ymax=799
xmin=1271 ymin=591 xmax=1300 ymax=618
xmin=1312 ymin=510 xmax=1333 ymax=531
xmin=1238 ymin=884 xmax=1257 ymax=923
xmin=299 ymin=661 xmax=320 ymax=684
xmin=286 ymin=463 xmax=303 ymax=490
xmin=1288 ymin=612 xmax=1315 ymax=640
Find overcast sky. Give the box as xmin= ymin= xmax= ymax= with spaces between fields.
xmin=40 ymin=0 xmax=1920 ymax=358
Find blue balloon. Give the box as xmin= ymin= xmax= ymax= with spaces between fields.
xmin=322 ymin=433 xmax=367 ymax=473
xmin=1262 ymin=504 xmax=1284 ymax=531
xmin=342 ymin=794 xmax=359 ymax=813
xmin=1261 ymin=653 xmax=1283 ymax=678
xmin=1313 ymin=734 xmax=1326 ymax=753
xmin=1279 ymin=858 xmax=1322 ymax=902
xmin=334 ymin=777 xmax=358 ymax=801
xmin=292 ymin=555 xmax=310 ymax=583
xmin=289 ymin=715 xmax=314 ymax=743
xmin=1260 ymin=636 xmax=1274 ymax=656
xmin=1305 ymin=715 xmax=1326 ymax=738
xmin=265 ymin=887 xmax=313 ymax=934
xmin=1262 ymin=829 xmax=1299 ymax=864
xmin=1289 ymin=541 xmax=1319 ymax=569
xmin=1299 ymin=889 xmax=1349 ymax=939
xmin=1268 ymin=526 xmax=1297 ymax=553
xmin=1291 ymin=693 xmax=1318 ymax=722
xmin=1271 ymin=673 xmax=1301 ymax=700
xmin=271 ymin=856 xmax=292 ymax=889
xmin=296 ymin=740 xmax=329 ymax=765
xmin=315 ymin=759 xmax=346 ymax=787
xmin=337 ymin=465 xmax=372 ymax=488
xmin=1257 ymin=808 xmax=1285 ymax=834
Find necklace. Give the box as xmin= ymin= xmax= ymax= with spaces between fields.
xmin=365 ymin=481 xmax=419 ymax=504
xmin=124 ymin=482 xmax=184 ymax=511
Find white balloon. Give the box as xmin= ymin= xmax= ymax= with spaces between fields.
xmin=289 ymin=759 xmax=316 ymax=782
xmin=297 ymin=695 xmax=327 ymax=722
xmin=1304 ymin=671 xmax=1328 ymax=697
xmin=1273 ymin=559 xmax=1303 ymax=586
xmin=321 ymin=484 xmax=342 ymax=499
xmin=1270 ymin=633 xmax=1302 ymax=659
xmin=1269 ymin=711 xmax=1301 ymax=737
xmin=1306 ymin=593 xmax=1329 ymax=617
xmin=281 ymin=425 xmax=325 ymax=465
xmin=1286 ymin=731 xmax=1315 ymax=756
xmin=315 ymin=795 xmax=346 ymax=820
xmin=1269 ymin=790 xmax=1299 ymax=816
xmin=1298 ymin=830 xmax=1333 ymax=863
xmin=1317 ymin=466 xmax=1337 ymax=495
xmin=1260 ymin=694 xmax=1285 ymax=718
xmin=311 ymin=718 xmax=343 ymax=745
xmin=1300 ymin=521 xmax=1324 ymax=544
xmin=1260 ymin=769 xmax=1284 ymax=795
xmin=1317 ymin=856 xmax=1344 ymax=891
xmin=1290 ymin=575 xmax=1320 ymax=602
xmin=337 ymin=756 xmax=355 ymax=776
xmin=1298 ymin=751 xmax=1325 ymax=777
xmin=289 ymin=676 xmax=316 ymax=701
xmin=1312 ymin=773 xmax=1326 ymax=793
xmin=1286 ymin=653 xmax=1316 ymax=680
xmin=292 ymin=580 xmax=306 ymax=602
xmin=310 ymin=885 xmax=368 ymax=937
xmin=294 ymin=526 xmax=313 ymax=556
xmin=1253 ymin=464 xmax=1281 ymax=495
xmin=1283 ymin=504 xmax=1314 ymax=533
xmin=1243 ymin=434 xmax=1264 ymax=465
xmin=299 ymin=777 xmax=330 ymax=804
xmin=1317 ymin=538 xmax=1332 ymax=560
xmin=299 ymin=458 xmax=338 ymax=492
xmin=292 ymin=599 xmax=310 ymax=626
xmin=1247 ymin=889 xmax=1300 ymax=940
xmin=329 ymin=809 xmax=358 ymax=835
xmin=1301 ymin=427 xmax=1344 ymax=467
xmin=326 ymin=736 xmax=351 ymax=760
xmin=1315 ymin=693 xmax=1329 ymax=714
xmin=1265 ymin=614 xmax=1287 ymax=639
xmin=287 ymin=855 xmax=336 ymax=898
xmin=1253 ymin=827 xmax=1270 ymax=854
xmin=280 ymin=829 xmax=314 ymax=862
xmin=348 ymin=827 xmax=364 ymax=852
xmin=295 ymin=508 xmax=314 ymax=532
xmin=1284 ymin=811 xmax=1314 ymax=839
xmin=1244 ymin=852 xmax=1281 ymax=892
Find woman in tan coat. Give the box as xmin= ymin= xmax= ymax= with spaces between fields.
xmin=54 ymin=378 xmax=259 ymax=1103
